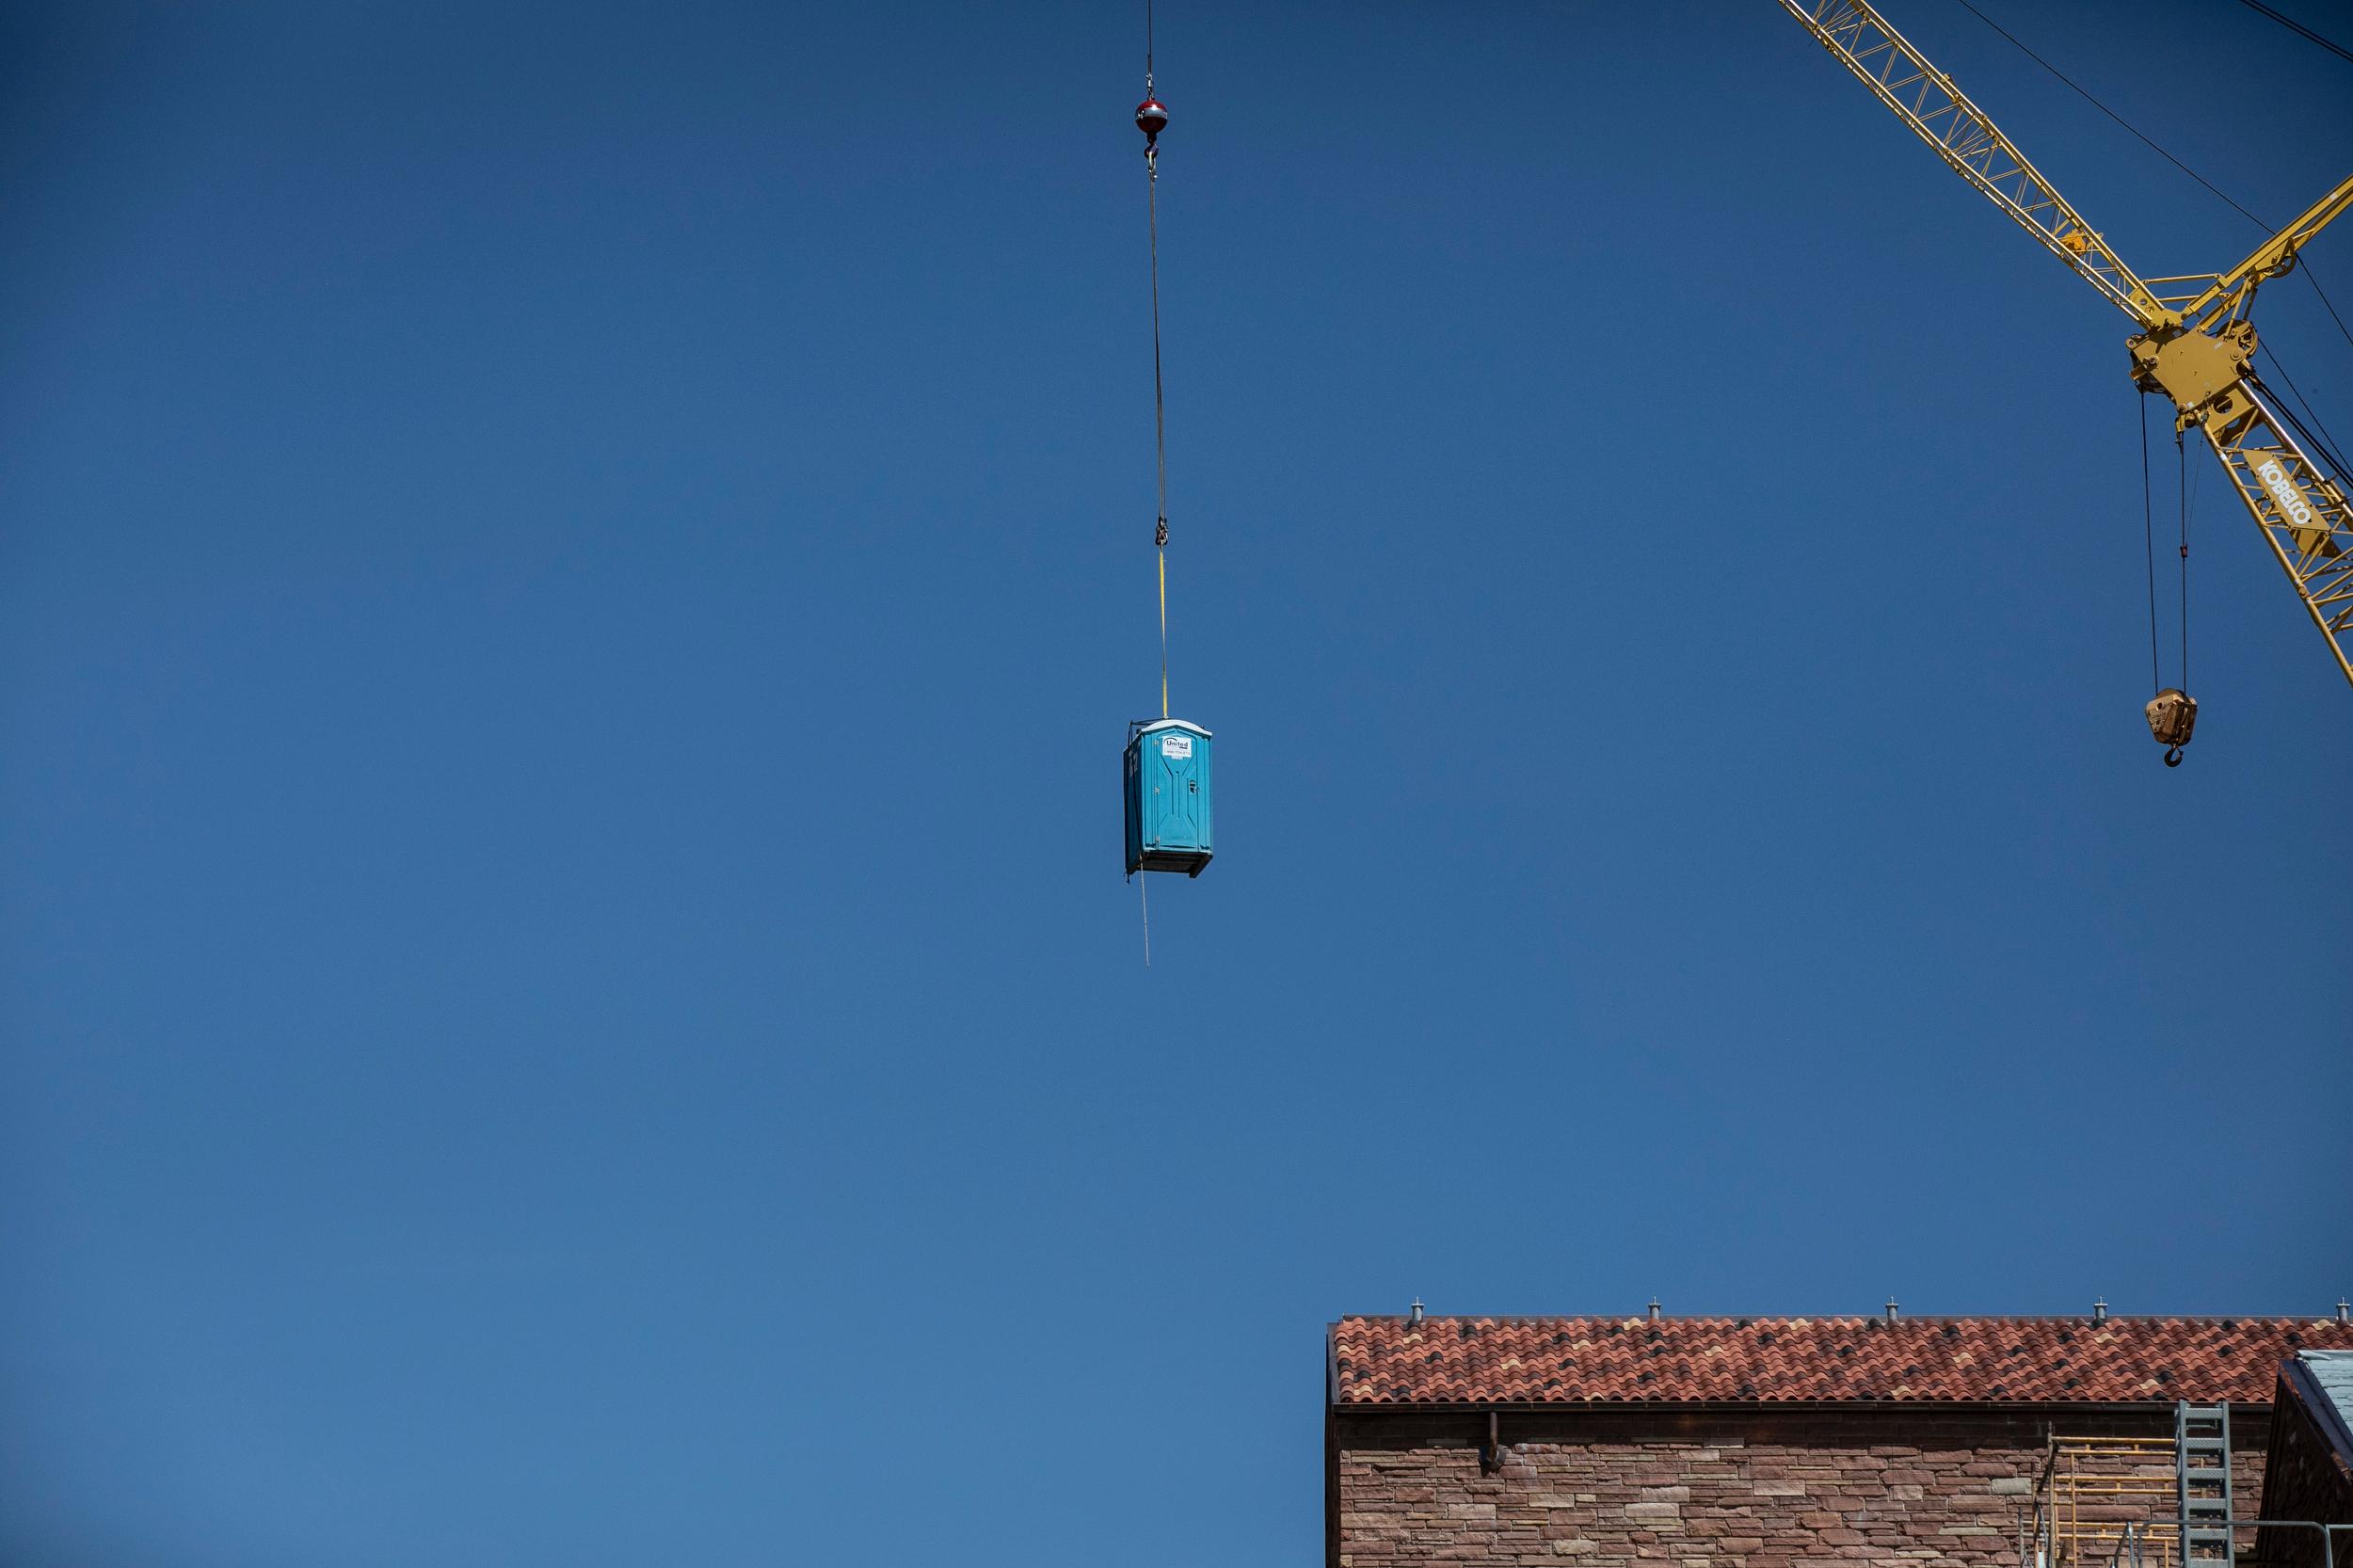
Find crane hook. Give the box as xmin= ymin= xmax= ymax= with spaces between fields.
xmin=2144 ymin=687 xmax=2195 ymax=767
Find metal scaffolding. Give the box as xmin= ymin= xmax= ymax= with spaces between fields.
xmin=2030 ymin=1433 xmax=2188 ymax=1568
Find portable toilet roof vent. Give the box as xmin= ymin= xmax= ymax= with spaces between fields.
xmin=1124 ymin=719 xmax=1213 ymax=877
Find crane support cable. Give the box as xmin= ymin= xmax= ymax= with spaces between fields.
xmin=2258 ymin=344 xmax=2353 ymax=480
xmin=2238 ymin=0 xmax=2353 ymax=67
xmin=2306 ymin=264 xmax=2353 ymax=359
xmin=1947 ymin=0 xmax=2272 ymax=232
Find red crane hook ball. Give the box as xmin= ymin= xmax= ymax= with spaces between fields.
xmin=1135 ymin=97 xmax=1168 ymax=144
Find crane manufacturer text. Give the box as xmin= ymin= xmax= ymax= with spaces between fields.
xmin=2256 ymin=457 xmax=2317 ymax=531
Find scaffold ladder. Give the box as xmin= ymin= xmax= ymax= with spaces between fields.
xmin=2175 ymin=1402 xmax=2233 ymax=1568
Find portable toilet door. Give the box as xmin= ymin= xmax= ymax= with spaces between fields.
xmin=1124 ymin=719 xmax=1213 ymax=876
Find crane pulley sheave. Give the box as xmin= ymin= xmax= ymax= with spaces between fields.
xmin=1780 ymin=0 xmax=2353 ymax=691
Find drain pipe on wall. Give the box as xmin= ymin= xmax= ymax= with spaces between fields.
xmin=1480 ymin=1410 xmax=1505 ymax=1475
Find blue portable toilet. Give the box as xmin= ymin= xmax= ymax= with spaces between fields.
xmin=1125 ymin=718 xmax=1213 ymax=876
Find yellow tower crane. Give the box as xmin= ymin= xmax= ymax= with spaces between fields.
xmin=1780 ymin=0 xmax=2353 ymax=757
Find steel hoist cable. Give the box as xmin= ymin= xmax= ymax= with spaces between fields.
xmin=1138 ymin=0 xmax=1171 ymax=721
xmin=1153 ymin=145 xmax=1168 ymax=723
xmin=1128 ymin=2 xmax=1176 ymax=962
xmin=2178 ymin=432 xmax=2193 ymax=696
xmin=2139 ymin=394 xmax=2161 ymax=696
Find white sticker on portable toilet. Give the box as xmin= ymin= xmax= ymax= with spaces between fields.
xmin=1160 ymin=733 xmax=1193 ymax=760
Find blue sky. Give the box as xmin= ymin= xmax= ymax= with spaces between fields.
xmin=3 ymin=0 xmax=2349 ymax=1562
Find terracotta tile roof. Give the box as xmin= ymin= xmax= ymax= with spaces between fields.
xmin=1330 ymin=1316 xmax=2353 ymax=1407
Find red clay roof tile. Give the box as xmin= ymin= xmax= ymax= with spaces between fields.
xmin=1329 ymin=1316 xmax=2353 ymax=1406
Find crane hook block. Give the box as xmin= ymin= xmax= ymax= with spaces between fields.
xmin=1135 ymin=97 xmax=1168 ymax=146
xmin=2145 ymin=687 xmax=2197 ymax=762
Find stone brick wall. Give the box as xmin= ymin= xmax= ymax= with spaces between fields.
xmin=2253 ymin=1381 xmax=2353 ymax=1568
xmin=1331 ymin=1406 xmax=2269 ymax=1568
